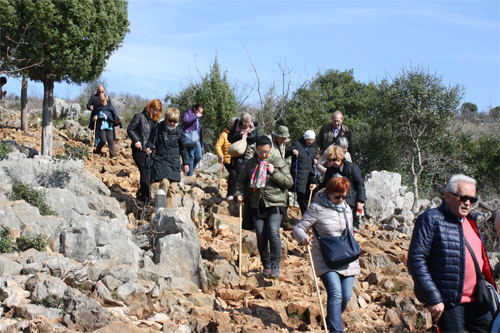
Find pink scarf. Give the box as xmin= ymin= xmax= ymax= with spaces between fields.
xmin=250 ymin=152 xmax=274 ymax=191
xmin=236 ymin=120 xmax=255 ymax=139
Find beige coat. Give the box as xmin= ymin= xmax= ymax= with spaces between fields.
xmin=293 ymin=190 xmax=360 ymax=277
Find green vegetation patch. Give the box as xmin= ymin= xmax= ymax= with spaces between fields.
xmin=17 ymin=234 xmax=48 ymax=252
xmin=0 ymin=141 xmax=14 ymax=160
xmin=55 ymin=143 xmax=89 ymax=161
xmin=10 ymin=183 xmax=57 ymax=216
xmin=0 ymin=226 xmax=14 ymax=253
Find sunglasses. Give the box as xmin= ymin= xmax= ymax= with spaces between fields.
xmin=330 ymin=193 xmax=348 ymax=199
xmin=448 ymin=191 xmax=478 ymax=204
xmin=327 ymin=158 xmax=340 ymax=163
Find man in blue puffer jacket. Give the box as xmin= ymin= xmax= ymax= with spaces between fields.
xmin=408 ymin=174 xmax=495 ymax=332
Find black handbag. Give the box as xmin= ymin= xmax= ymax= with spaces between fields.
xmin=312 ymin=208 xmax=360 ymax=270
xmin=464 ymin=237 xmax=499 ymax=314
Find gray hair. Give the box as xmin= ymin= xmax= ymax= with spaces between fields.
xmin=446 ymin=174 xmax=476 ymax=193
xmin=335 ymin=136 xmax=349 ymax=149
xmin=241 ymin=113 xmax=252 ymax=122
xmin=331 ymin=110 xmax=343 ymax=119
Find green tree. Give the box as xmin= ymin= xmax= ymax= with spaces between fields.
xmin=1 ymin=0 xmax=129 ymax=156
xmin=461 ymin=102 xmax=478 ymax=113
xmin=375 ymin=64 xmax=465 ymax=211
xmin=489 ymin=106 xmax=500 ymax=118
xmin=284 ymin=69 xmax=376 ymax=141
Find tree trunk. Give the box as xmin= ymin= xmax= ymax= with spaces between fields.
xmin=20 ymin=75 xmax=29 ymax=134
xmin=41 ymin=78 xmax=54 ymax=156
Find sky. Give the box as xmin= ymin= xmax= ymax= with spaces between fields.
xmin=4 ymin=0 xmax=500 ymax=112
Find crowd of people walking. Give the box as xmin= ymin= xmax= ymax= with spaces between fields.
xmin=87 ymin=87 xmax=496 ymax=333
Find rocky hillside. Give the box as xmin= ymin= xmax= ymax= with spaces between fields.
xmin=0 ymin=109 xmax=498 ymax=333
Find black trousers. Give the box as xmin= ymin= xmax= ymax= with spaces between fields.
xmin=132 ymin=148 xmax=152 ymax=201
xmin=96 ymin=129 xmax=115 ymax=157
xmin=224 ymin=163 xmax=237 ymax=197
xmin=438 ymin=302 xmax=491 ymax=333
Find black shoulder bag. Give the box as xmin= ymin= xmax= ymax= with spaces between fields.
xmin=463 ymin=237 xmax=500 ymax=314
xmin=312 ymin=208 xmax=360 ymax=269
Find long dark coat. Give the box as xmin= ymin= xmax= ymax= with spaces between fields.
xmin=146 ymin=121 xmax=189 ymax=182
xmin=285 ymin=137 xmax=318 ymax=194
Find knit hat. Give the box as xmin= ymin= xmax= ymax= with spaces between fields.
xmin=303 ymin=130 xmax=315 ymax=140
xmin=275 ymin=126 xmax=290 ymax=138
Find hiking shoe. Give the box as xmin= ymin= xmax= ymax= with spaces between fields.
xmin=283 ymin=224 xmax=294 ymax=231
xmin=269 ymin=268 xmax=280 ymax=280
xmin=353 ymin=226 xmax=360 ymax=233
xmin=263 ymin=267 xmax=271 ymax=279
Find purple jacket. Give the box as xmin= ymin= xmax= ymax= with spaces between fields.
xmin=182 ymin=108 xmax=204 ymax=147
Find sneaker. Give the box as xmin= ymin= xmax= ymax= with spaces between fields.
xmin=269 ymin=267 xmax=280 ymax=280
xmin=226 ymin=196 xmax=234 ymax=201
xmin=263 ymin=267 xmax=271 ymax=279
xmin=353 ymin=226 xmax=360 ymax=233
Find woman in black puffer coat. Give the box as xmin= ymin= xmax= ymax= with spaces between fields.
xmin=146 ymin=108 xmax=189 ymax=208
xmin=285 ymin=130 xmax=319 ymax=215
xmin=127 ymin=99 xmax=162 ymax=202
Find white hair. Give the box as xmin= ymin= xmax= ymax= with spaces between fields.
xmin=335 ymin=136 xmax=349 ymax=149
xmin=446 ymin=174 xmax=476 ymax=193
xmin=241 ymin=113 xmax=252 ymax=121
xmin=332 ymin=110 xmax=343 ymax=119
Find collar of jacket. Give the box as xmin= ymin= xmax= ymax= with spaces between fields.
xmin=438 ymin=201 xmax=477 ymax=223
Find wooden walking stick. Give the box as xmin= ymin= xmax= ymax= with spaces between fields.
xmin=307 ymin=244 xmax=328 ymax=331
xmin=308 ymin=190 xmax=313 ymax=207
xmin=239 ymin=202 xmax=243 ymax=276
xmin=217 ymin=162 xmax=223 ymax=194
xmin=90 ymin=118 xmax=97 ymax=159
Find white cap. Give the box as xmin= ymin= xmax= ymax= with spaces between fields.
xmin=303 ymin=130 xmax=315 ymax=140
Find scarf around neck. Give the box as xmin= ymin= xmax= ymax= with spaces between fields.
xmin=250 ymin=152 xmax=274 ymax=190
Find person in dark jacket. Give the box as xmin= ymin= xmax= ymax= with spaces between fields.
xmin=316 ymin=111 xmax=354 ymax=161
xmin=146 ymin=108 xmax=189 ymax=208
xmin=285 ymin=130 xmax=319 ymax=216
xmin=227 ymin=112 xmax=261 ymax=187
xmin=127 ymin=99 xmax=162 ymax=202
xmin=87 ymin=85 xmax=113 ymax=147
xmin=407 ymin=174 xmax=495 ymax=333
xmin=235 ymin=136 xmax=293 ymax=279
xmin=182 ymin=103 xmax=204 ymax=176
xmin=313 ymin=145 xmax=365 ymax=232
xmin=92 ymin=94 xmax=122 ymax=158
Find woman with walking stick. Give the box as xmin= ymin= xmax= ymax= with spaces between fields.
xmin=235 ymin=136 xmax=293 ymax=279
xmin=127 ymin=99 xmax=162 ymax=203
xmin=293 ymin=177 xmax=360 ymax=333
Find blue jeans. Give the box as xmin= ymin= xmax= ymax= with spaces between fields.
xmin=186 ymin=142 xmax=202 ymax=176
xmin=319 ymin=271 xmax=354 ymax=333
xmin=253 ymin=211 xmax=282 ymax=269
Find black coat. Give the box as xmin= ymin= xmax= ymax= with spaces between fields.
xmin=285 ymin=137 xmax=319 ymax=194
xmin=319 ymin=159 xmax=366 ymax=208
xmin=88 ymin=103 xmax=122 ymax=142
xmin=86 ymin=94 xmax=112 ymax=111
xmin=227 ymin=120 xmax=261 ymax=165
xmin=146 ymin=121 xmax=189 ymax=182
xmin=127 ymin=109 xmax=155 ymax=149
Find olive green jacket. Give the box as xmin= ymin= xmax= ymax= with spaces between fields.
xmin=235 ymin=154 xmax=293 ymax=208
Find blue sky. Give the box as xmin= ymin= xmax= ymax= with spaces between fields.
xmin=5 ymin=0 xmax=500 ymax=112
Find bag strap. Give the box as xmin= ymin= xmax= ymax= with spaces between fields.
xmin=463 ymin=236 xmax=484 ymax=281
xmin=301 ymin=142 xmax=315 ymax=161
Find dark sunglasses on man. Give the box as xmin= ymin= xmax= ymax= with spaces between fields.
xmin=448 ymin=191 xmax=478 ymax=204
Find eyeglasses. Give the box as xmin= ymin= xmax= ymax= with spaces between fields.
xmin=448 ymin=191 xmax=478 ymax=204
xmin=257 ymin=150 xmax=271 ymax=154
xmin=330 ymin=193 xmax=348 ymax=199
